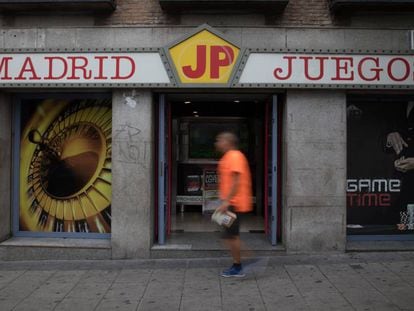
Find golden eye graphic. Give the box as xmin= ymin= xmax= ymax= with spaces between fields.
xmin=19 ymin=98 xmax=112 ymax=233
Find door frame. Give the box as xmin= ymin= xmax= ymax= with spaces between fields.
xmin=156 ymin=94 xmax=173 ymax=245
xmin=264 ymin=95 xmax=279 ymax=246
xmin=155 ymin=93 xmax=282 ymax=246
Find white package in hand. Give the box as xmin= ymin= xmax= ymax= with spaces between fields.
xmin=211 ymin=210 xmax=237 ymax=228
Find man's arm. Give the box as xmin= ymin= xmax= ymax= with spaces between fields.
xmin=217 ymin=172 xmax=240 ymax=213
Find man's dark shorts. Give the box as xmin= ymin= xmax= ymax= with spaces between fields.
xmin=222 ymin=206 xmax=242 ymax=239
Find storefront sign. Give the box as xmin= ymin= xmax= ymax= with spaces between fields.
xmin=0 ymin=52 xmax=170 ymax=86
xmin=238 ymin=53 xmax=414 ymax=87
xmin=1 ymin=25 xmax=414 ymax=89
xmin=167 ymin=26 xmax=240 ymax=85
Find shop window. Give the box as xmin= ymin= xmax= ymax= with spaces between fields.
xmin=14 ymin=95 xmax=112 ymax=237
xmin=347 ymin=96 xmax=414 ymax=238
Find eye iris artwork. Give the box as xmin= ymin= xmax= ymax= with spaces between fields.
xmin=19 ymin=98 xmax=112 ymax=234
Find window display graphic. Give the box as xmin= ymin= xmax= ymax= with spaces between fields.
xmin=19 ymin=98 xmax=112 ymax=233
xmin=203 ymin=170 xmax=220 ymax=213
xmin=347 ymin=99 xmax=414 ymax=235
xmin=189 ymin=122 xmax=248 ymax=159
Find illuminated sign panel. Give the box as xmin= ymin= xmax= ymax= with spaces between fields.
xmin=0 ymin=52 xmax=170 ymax=86
xmin=238 ymin=53 xmax=414 ymax=87
xmin=168 ymin=29 xmax=240 ymax=85
xmin=1 ymin=25 xmax=413 ymax=89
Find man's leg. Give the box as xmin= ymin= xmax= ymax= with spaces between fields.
xmin=221 ymin=237 xmax=244 ymax=277
xmin=227 ymin=236 xmax=241 ymax=264
xmin=222 ymin=211 xmax=241 ymax=264
xmin=221 ymin=210 xmax=245 ymax=277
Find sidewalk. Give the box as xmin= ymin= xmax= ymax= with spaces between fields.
xmin=1 ymin=252 xmax=414 ymax=311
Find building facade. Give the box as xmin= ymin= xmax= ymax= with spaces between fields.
xmin=0 ymin=0 xmax=413 ymax=260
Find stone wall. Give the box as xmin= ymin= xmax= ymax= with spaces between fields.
xmin=0 ymin=93 xmax=11 ymax=242
xmin=0 ymin=26 xmax=410 ymax=51
xmin=111 ymin=90 xmax=154 ymax=259
xmin=2 ymin=0 xmax=414 ymax=28
xmin=283 ymin=90 xmax=347 ymax=253
xmin=102 ymin=0 xmax=332 ymax=26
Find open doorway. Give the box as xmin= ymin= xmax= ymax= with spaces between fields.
xmin=156 ymin=93 xmax=281 ymax=249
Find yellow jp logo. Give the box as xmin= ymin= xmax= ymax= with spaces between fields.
xmin=169 ymin=29 xmax=240 ymax=84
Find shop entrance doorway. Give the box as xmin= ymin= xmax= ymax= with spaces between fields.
xmin=156 ymin=94 xmax=280 ymax=248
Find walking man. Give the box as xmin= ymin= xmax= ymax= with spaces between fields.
xmin=215 ymin=132 xmax=253 ymax=277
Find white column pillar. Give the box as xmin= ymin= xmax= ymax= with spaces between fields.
xmin=0 ymin=93 xmax=12 ymax=242
xmin=283 ymin=90 xmax=347 ymax=253
xmin=111 ymin=90 xmax=154 ymax=259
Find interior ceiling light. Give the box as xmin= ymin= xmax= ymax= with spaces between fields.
xmin=184 ymin=101 xmax=191 ymax=104
xmin=193 ymin=111 xmax=198 ymax=114
xmin=234 ymin=99 xmax=240 ymax=103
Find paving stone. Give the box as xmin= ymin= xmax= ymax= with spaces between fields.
xmin=137 ymin=269 xmax=185 ymax=311
xmin=95 ymin=297 xmax=140 ymax=311
xmin=180 ymin=268 xmax=221 ymax=311
xmin=0 ymin=298 xmax=21 ymax=311
xmin=153 ymin=259 xmax=188 ymax=269
xmin=138 ymin=298 xmax=183 ymax=311
xmin=114 ymin=269 xmax=152 ymax=284
xmin=0 ymin=270 xmax=26 ymax=289
xmin=180 ymin=297 xmax=222 ymax=311
xmin=187 ymin=258 xmax=221 ymax=269
xmin=0 ymin=270 xmax=56 ymax=299
xmin=220 ymin=274 xmax=266 ymax=311
xmin=12 ymin=297 xmax=60 ymax=311
xmin=351 ymin=262 xmax=414 ymax=310
xmin=54 ymin=297 xmax=102 ymax=311
xmin=103 ymin=282 xmax=147 ymax=300
xmin=121 ymin=260 xmax=155 ymax=270
xmin=382 ymin=260 xmax=414 ymax=287
xmin=285 ymin=265 xmax=353 ymax=310
xmin=0 ymin=254 xmax=413 ymax=311
xmin=256 ymin=266 xmax=308 ymax=311
xmin=79 ymin=269 xmax=120 ymax=283
xmin=26 ymin=270 xmax=85 ymax=299
xmin=318 ymin=264 xmax=399 ymax=311
xmin=65 ymin=281 xmax=112 ymax=299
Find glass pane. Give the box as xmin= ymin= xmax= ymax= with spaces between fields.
xmin=19 ymin=97 xmax=112 ymax=234
xmin=189 ymin=122 xmax=249 ymax=159
xmin=347 ymin=99 xmax=414 ymax=235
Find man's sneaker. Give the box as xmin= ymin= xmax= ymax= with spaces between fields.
xmin=221 ymin=266 xmax=245 ymax=278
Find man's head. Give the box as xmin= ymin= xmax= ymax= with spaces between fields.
xmin=215 ymin=132 xmax=239 ymax=153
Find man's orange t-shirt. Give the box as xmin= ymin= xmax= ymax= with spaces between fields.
xmin=218 ymin=150 xmax=252 ymax=213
